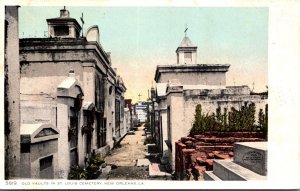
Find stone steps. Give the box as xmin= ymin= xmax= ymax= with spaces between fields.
xmin=203 ymin=142 xmax=267 ymax=181
xmin=233 ymin=142 xmax=267 ymax=175
xmin=212 ymin=159 xmax=266 ymax=181
xmin=203 ymin=171 xmax=221 ymax=181
xmin=149 ymin=163 xmax=171 ymax=178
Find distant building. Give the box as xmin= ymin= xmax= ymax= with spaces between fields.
xmin=134 ymin=100 xmax=149 ymax=123
xmin=152 ymin=34 xmax=268 ymax=171
xmin=125 ymin=99 xmax=133 ymax=130
xmin=18 ymin=7 xmax=127 ymax=179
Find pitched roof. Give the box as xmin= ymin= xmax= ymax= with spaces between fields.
xmin=178 ymin=36 xmax=196 ymax=47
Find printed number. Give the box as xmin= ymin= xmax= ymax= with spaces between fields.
xmin=5 ymin=181 xmax=17 ymax=185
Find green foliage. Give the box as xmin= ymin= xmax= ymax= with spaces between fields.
xmin=263 ymin=104 xmax=268 ymax=140
xmin=189 ymin=103 xmax=268 ymax=136
xmin=144 ymin=136 xmax=156 ymax=145
xmin=68 ymin=165 xmax=86 ymax=180
xmin=67 ymin=154 xmax=105 ymax=180
xmin=190 ymin=105 xmax=218 ymax=135
xmin=89 ymin=154 xmax=105 ymax=166
xmin=144 ymin=106 xmax=151 ymax=129
xmin=258 ymin=109 xmax=265 ymax=131
xmin=85 ymin=154 xmax=105 ymax=179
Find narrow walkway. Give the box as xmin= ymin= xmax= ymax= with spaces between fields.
xmin=103 ymin=125 xmax=150 ymax=179
xmin=105 ymin=125 xmax=147 ymax=166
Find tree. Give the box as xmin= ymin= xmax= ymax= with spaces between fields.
xmin=222 ymin=107 xmax=228 ymax=131
xmin=258 ymin=109 xmax=265 ymax=131
xmin=190 ymin=104 xmax=204 ymax=135
xmin=263 ymin=104 xmax=268 ymax=140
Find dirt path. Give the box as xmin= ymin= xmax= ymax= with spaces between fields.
xmin=104 ymin=125 xmax=151 ymax=179
xmin=105 ymin=125 xmax=147 ymax=166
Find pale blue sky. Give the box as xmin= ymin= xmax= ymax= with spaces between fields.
xmin=19 ymin=7 xmax=268 ymax=102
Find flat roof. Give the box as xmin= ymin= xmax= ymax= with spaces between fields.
xmin=154 ymin=64 xmax=230 ymax=82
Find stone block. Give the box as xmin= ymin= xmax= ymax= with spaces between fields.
xmin=204 ymin=171 xmax=221 ymax=181
xmin=213 ymin=159 xmax=266 ymax=181
xmin=97 ymin=165 xmax=111 ymax=180
xmin=137 ymin=159 xmax=150 ymax=167
xmin=233 ymin=142 xmax=267 ymax=176
xmin=182 ymin=149 xmax=195 ymax=153
xmin=149 ymin=163 xmax=171 ymax=178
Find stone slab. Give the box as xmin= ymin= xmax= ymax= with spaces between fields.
xmin=213 ymin=160 xmax=266 ymax=181
xmin=136 ymin=159 xmax=150 ymax=167
xmin=234 ymin=142 xmax=267 ymax=175
xmin=97 ymin=165 xmax=111 ymax=180
xmin=149 ymin=163 xmax=171 ymax=178
xmin=203 ymin=171 xmax=221 ymax=181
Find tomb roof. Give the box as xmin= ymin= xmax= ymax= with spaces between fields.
xmin=178 ymin=36 xmax=197 ymax=48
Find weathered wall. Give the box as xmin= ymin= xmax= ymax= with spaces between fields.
xmin=157 ymin=99 xmax=168 ymax=161
xmin=160 ymin=110 xmax=169 ymax=163
xmin=167 ymin=89 xmax=268 ymax=170
xmin=167 ymin=93 xmax=185 ymax=170
xmin=30 ymin=139 xmax=59 ymax=178
xmin=56 ymin=102 xmax=70 ymax=179
xmin=5 ymin=6 xmax=20 ymax=179
xmin=20 ymin=99 xmax=57 ymax=126
xmin=158 ymin=72 xmax=226 ymax=86
xmin=105 ymin=80 xmax=115 ymax=149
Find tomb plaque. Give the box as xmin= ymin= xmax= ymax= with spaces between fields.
xmin=242 ymin=151 xmax=263 ymax=166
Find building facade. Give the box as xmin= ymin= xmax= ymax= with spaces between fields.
xmin=18 ymin=7 xmax=127 ymax=179
xmin=152 ymin=35 xmax=268 ymax=170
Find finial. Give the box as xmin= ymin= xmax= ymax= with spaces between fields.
xmin=63 ymin=6 xmax=66 ymax=10
xmin=184 ymin=24 xmax=188 ymax=37
xmin=80 ymin=12 xmax=85 ymax=37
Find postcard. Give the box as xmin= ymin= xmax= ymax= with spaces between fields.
xmin=1 ymin=0 xmax=300 ymax=190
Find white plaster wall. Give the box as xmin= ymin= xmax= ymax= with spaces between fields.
xmin=82 ymin=65 xmax=95 ymax=102
xmin=159 ymin=72 xmax=226 ymax=86
xmin=20 ymin=100 xmax=57 ymax=126
xmin=167 ymin=93 xmax=185 ymax=170
xmin=56 ymin=102 xmax=70 ymax=179
xmin=106 ymin=82 xmax=115 ymax=149
xmin=160 ymin=111 xmax=169 ymax=160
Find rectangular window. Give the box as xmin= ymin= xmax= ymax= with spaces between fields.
xmin=184 ymin=52 xmax=192 ymax=64
xmin=40 ymin=155 xmax=53 ymax=171
xmin=21 ymin=144 xmax=30 ymax=153
xmin=54 ymin=26 xmax=69 ymax=36
xmin=184 ymin=52 xmax=192 ymax=59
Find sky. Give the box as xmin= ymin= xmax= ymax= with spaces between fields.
xmin=19 ymin=6 xmax=268 ymax=103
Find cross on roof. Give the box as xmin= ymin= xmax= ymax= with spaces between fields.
xmin=184 ymin=24 xmax=188 ymax=37
xmin=138 ymin=93 xmax=142 ymax=100
xmin=80 ymin=13 xmax=84 ymax=37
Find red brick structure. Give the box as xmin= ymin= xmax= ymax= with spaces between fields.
xmin=175 ymin=131 xmax=265 ymax=180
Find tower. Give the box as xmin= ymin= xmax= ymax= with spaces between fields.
xmin=176 ymin=36 xmax=197 ymax=65
xmin=46 ymin=7 xmax=81 ymax=38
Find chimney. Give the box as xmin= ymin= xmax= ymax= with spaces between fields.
xmin=69 ymin=69 xmax=75 ymax=78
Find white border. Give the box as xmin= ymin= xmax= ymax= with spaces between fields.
xmin=1 ymin=0 xmax=300 ymax=189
